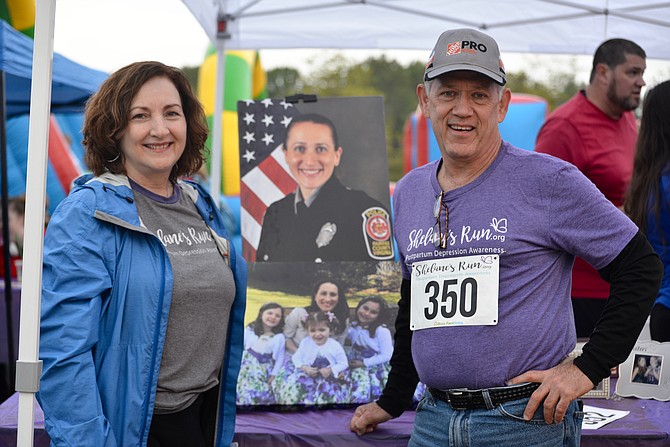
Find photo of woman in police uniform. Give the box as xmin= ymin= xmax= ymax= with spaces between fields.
xmin=242 ymin=96 xmax=395 ymax=263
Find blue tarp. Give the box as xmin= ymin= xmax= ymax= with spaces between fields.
xmin=0 ymin=19 xmax=108 ymax=117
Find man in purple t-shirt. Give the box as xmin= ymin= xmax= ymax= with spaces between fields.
xmin=349 ymin=28 xmax=661 ymax=447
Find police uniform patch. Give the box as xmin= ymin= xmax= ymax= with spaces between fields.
xmin=362 ymin=207 xmax=394 ymax=260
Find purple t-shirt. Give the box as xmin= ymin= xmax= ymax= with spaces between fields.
xmin=392 ymin=142 xmax=637 ymax=390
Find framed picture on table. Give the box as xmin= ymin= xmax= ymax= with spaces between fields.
xmin=587 ymin=377 xmax=611 ymax=398
xmin=616 ymin=340 xmax=670 ymax=401
xmin=569 ymin=341 xmax=611 ymax=398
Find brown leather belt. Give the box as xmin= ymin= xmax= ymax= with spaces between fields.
xmin=428 ymin=382 xmax=540 ymax=410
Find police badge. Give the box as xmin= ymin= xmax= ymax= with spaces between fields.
xmin=316 ymin=222 xmax=337 ymax=248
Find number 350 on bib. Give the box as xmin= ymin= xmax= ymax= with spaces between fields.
xmin=410 ymin=255 xmax=499 ymax=331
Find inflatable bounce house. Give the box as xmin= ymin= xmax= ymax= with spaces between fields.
xmin=5 ymin=113 xmax=91 ymax=214
xmin=403 ymin=93 xmax=548 ymax=173
xmin=0 ymin=0 xmax=33 ymax=37
xmin=2 ymin=0 xmax=264 ymax=257
xmin=1 ymin=0 xmax=108 ymax=214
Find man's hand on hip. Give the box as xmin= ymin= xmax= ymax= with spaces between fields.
xmin=508 ymin=358 xmax=594 ymax=424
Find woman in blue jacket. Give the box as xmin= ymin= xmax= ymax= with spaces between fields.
xmin=37 ymin=61 xmax=247 ymax=447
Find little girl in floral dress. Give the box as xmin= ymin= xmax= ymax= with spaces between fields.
xmin=236 ymin=302 xmax=286 ymax=405
xmin=346 ymin=296 xmax=393 ymax=402
xmin=278 ymin=311 xmax=349 ymax=405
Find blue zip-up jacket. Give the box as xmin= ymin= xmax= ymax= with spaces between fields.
xmin=37 ymin=172 xmax=247 ymax=446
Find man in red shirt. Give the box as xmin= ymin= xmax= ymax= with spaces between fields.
xmin=535 ymin=38 xmax=646 ymax=338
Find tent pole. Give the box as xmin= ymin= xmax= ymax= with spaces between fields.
xmin=210 ymin=39 xmax=226 ymax=207
xmin=0 ymin=71 xmax=17 ymax=394
xmin=16 ymin=0 xmax=56 ymax=445
xmin=210 ymin=13 xmax=231 ymax=208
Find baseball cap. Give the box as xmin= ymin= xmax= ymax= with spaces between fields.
xmin=424 ymin=28 xmax=506 ymax=85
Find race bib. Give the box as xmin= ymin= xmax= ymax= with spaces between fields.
xmin=410 ymin=255 xmax=499 ymax=331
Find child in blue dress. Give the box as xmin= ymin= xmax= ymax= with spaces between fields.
xmin=236 ymin=302 xmax=286 ymax=405
xmin=346 ymin=296 xmax=393 ymax=402
xmin=278 ymin=311 xmax=349 ymax=405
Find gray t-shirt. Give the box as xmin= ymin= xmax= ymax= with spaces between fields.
xmin=392 ymin=142 xmax=638 ymax=390
xmin=132 ymin=180 xmax=235 ymax=413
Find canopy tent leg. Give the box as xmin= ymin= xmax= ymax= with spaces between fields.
xmin=209 ymin=13 xmax=232 ymax=208
xmin=16 ymin=0 xmax=56 ymax=445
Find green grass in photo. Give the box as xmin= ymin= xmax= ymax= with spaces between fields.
xmin=243 ymin=287 xmax=399 ymax=327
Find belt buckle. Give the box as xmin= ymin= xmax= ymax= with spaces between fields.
xmin=447 ymin=389 xmax=471 ymax=410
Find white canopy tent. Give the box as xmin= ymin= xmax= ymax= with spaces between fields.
xmin=181 ymin=0 xmax=670 ymax=202
xmin=183 ymin=0 xmax=670 ymax=57
xmin=16 ymin=0 xmax=670 ymax=444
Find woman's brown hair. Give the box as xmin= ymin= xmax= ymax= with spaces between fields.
xmin=625 ymin=80 xmax=670 ymax=238
xmin=83 ymin=61 xmax=209 ymax=182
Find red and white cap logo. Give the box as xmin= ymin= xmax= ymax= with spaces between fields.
xmin=446 ymin=41 xmax=462 ymax=56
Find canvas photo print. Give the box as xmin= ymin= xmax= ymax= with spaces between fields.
xmin=235 ymin=96 xmax=419 ymax=408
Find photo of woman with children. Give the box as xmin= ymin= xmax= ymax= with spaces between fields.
xmin=236 ymin=264 xmax=422 ymax=408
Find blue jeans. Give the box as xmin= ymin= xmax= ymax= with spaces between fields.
xmin=408 ymin=388 xmax=583 ymax=447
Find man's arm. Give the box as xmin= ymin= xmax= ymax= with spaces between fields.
xmin=510 ymin=230 xmax=662 ymax=424
xmin=350 ymin=278 xmax=419 ymax=435
xmin=377 ymin=278 xmax=421 ymax=415
xmin=576 ymin=230 xmax=662 ymax=382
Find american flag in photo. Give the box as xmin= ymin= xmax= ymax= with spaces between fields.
xmin=238 ymin=98 xmax=300 ymax=262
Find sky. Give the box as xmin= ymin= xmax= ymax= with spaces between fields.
xmin=52 ymin=0 xmax=433 ymax=74
xmin=52 ymin=0 xmax=670 ymax=87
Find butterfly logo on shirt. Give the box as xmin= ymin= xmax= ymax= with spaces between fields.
xmin=489 ymin=217 xmax=508 ymax=233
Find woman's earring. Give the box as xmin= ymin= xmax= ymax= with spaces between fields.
xmin=107 ymin=153 xmax=120 ymax=163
